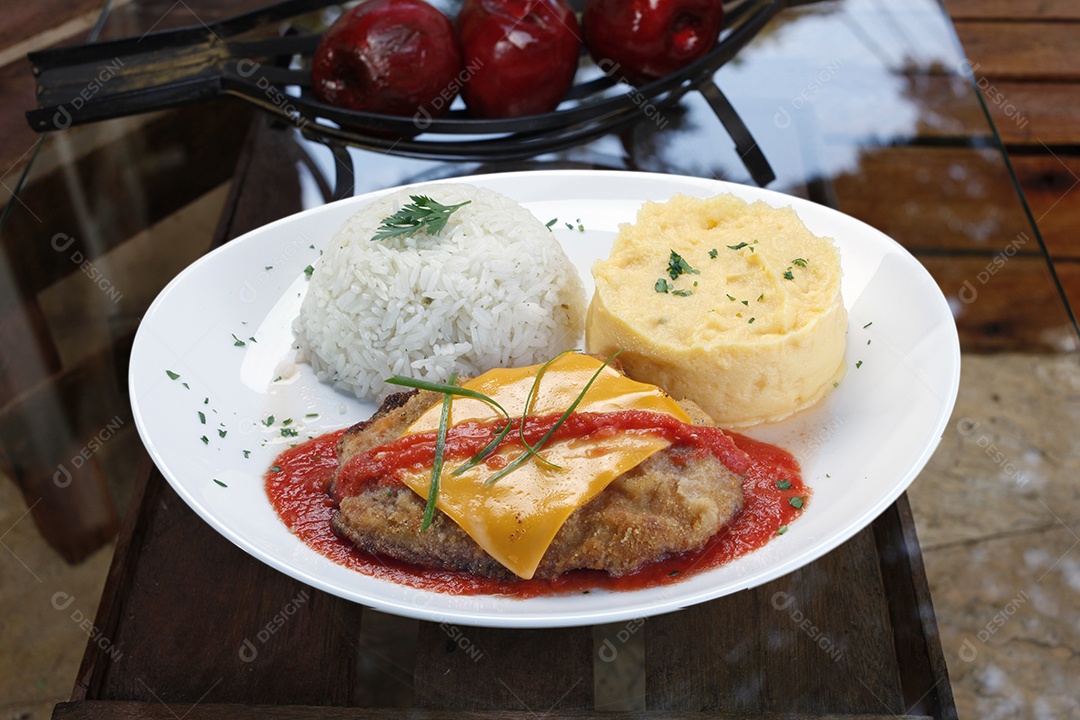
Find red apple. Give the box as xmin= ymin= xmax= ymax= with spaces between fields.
xmin=457 ymin=0 xmax=582 ymax=118
xmin=311 ymin=0 xmax=463 ymax=120
xmin=583 ymin=0 xmax=724 ymax=86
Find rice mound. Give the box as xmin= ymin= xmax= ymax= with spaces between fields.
xmin=294 ymin=183 xmax=586 ymax=401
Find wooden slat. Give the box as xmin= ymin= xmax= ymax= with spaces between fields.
xmin=951 ymin=22 xmax=1080 ymax=82
xmin=52 ymin=700 xmax=935 ymax=719
xmin=413 ymin=624 xmax=594 ymax=710
xmin=828 ymin=146 xmax=1033 ymax=254
xmin=1 ymin=100 xmax=252 ymax=309
xmin=872 ymin=496 xmax=957 ymax=719
xmin=1009 ymin=153 xmax=1080 ymax=260
xmin=83 ymin=474 xmax=363 ymax=705
xmin=1049 ymin=259 xmax=1080 ymax=323
xmin=210 ymin=115 xmax=307 ymax=250
xmin=919 ymin=255 xmax=1077 ymax=352
xmin=645 ymin=527 xmax=903 ymax=714
xmin=943 ymin=0 xmax=1080 ymax=21
xmin=0 ymin=0 xmax=104 ymax=54
xmin=981 ymin=82 xmax=1080 ymax=146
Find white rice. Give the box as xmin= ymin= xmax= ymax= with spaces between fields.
xmin=294 ymin=183 xmax=586 ymax=400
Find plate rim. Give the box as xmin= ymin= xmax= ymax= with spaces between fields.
xmin=129 ymin=168 xmax=961 ymax=628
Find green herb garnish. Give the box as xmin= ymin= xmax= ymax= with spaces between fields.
xmin=213 ymin=479 xmax=227 ymax=488
xmin=545 ymin=218 xmax=558 ymax=229
xmin=198 ymin=411 xmax=206 ymax=425
xmin=671 ymin=289 xmax=693 ymax=297
xmin=384 ymin=375 xmax=514 ymax=477
xmin=232 ymin=333 xmax=246 ymax=346
xmin=655 ymin=278 xmax=670 ymax=293
xmin=484 ymin=351 xmax=621 ymax=487
xmin=783 ymin=269 xmax=795 ymax=280
xmin=856 ymin=360 xmax=863 ymax=369
xmin=776 ymin=479 xmax=792 ymax=490
xmin=667 ymin=250 xmax=699 ymax=281
xmin=166 ymin=370 xmax=180 ymax=380
xmin=422 ymin=372 xmax=458 ymax=532
xmin=200 ymin=435 xmax=209 ymax=445
xmin=792 ymin=258 xmax=807 ymax=267
xmin=864 ymin=321 xmax=873 ymax=329
xmin=777 ymin=525 xmax=788 ymax=535
xmin=371 ymin=195 xmax=470 ymax=242
xmin=789 ymin=496 xmax=805 ymax=509
xmin=709 ymin=248 xmax=718 ymax=259
xmin=727 ymin=242 xmax=748 ymax=251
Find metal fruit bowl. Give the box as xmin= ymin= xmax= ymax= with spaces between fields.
xmin=27 ymin=0 xmax=786 ymax=187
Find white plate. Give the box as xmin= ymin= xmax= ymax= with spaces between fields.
xmin=129 ymin=170 xmax=960 ymax=628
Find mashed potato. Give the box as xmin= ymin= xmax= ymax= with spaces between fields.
xmin=586 ymin=193 xmax=846 ymax=426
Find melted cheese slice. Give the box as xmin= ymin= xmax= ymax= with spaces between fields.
xmin=399 ymin=353 xmax=691 ymax=580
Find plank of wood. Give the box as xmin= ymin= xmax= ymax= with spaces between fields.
xmin=919 ymin=255 xmax=1077 ymax=352
xmin=828 ymin=146 xmax=1035 ymax=254
xmin=413 ymin=624 xmax=594 ymax=710
xmin=872 ymin=496 xmax=958 ymax=719
xmin=1047 ymin=259 xmax=1080 ymax=325
xmin=645 ymin=527 xmax=904 ymax=714
xmin=1 ymin=99 xmax=252 ymax=309
xmin=975 ymin=82 xmax=1080 ymax=146
xmin=951 ymin=22 xmax=1080 ymax=82
xmin=0 ymin=0 xmax=105 ymax=57
xmin=82 ymin=474 xmax=364 ymax=705
xmin=1009 ymin=153 xmax=1080 ymax=260
xmin=943 ymin=0 xmax=1080 ymax=21
xmin=52 ymin=699 xmax=935 ymax=719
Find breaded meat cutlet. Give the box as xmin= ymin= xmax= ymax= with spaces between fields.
xmin=330 ymin=389 xmax=744 ymax=581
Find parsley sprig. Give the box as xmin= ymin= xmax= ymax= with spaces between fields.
xmin=371 ymin=195 xmax=470 ymax=242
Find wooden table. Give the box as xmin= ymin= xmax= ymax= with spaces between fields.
xmin=24 ymin=0 xmax=1078 ymax=717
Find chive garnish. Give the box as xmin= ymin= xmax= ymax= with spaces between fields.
xmin=792 ymin=258 xmax=807 ymax=267
xmin=727 ymin=242 xmax=748 ymax=251
xmin=709 ymin=248 xmax=718 ymax=259
xmin=385 ymin=376 xmax=511 ymax=420
xmin=213 ymin=479 xmax=227 ymax=488
xmin=655 ymin=278 xmax=669 ymax=293
xmin=776 ymin=479 xmax=792 ymax=490
xmin=483 ymin=351 xmax=621 ymax=487
xmin=385 ymin=374 xmax=515 ymax=476
xmin=783 ymin=269 xmax=795 ymax=280
xmin=789 ymin=496 xmax=805 ymax=509
xmin=166 ymin=370 xmax=180 ymax=380
xmin=422 ymin=372 xmax=457 ymax=532
xmin=516 ymin=352 xmax=573 ymax=469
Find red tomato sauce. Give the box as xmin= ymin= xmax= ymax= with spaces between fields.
xmin=265 ymin=415 xmax=808 ymax=598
